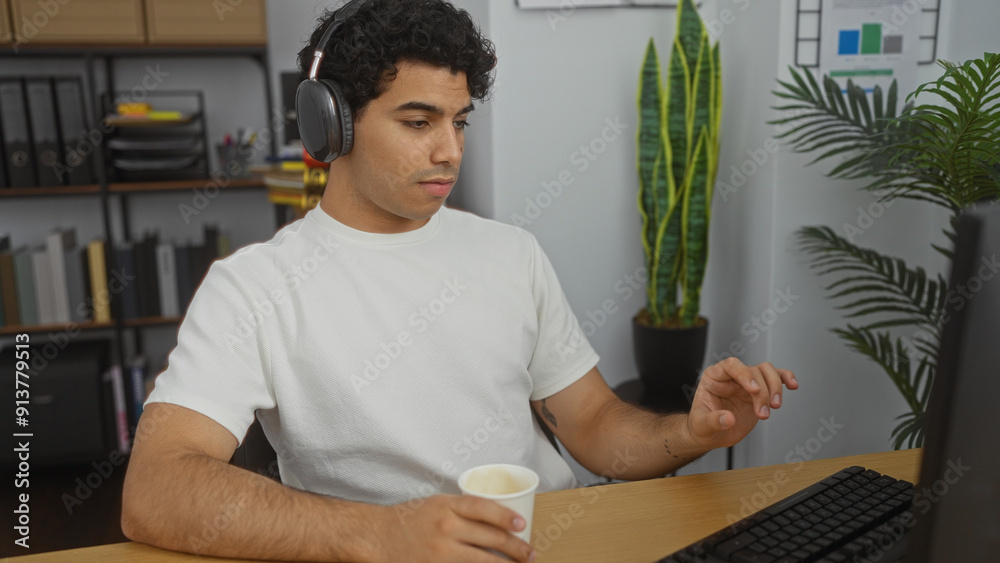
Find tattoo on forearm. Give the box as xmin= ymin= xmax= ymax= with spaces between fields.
xmin=664 ymin=438 xmax=693 ymax=461
xmin=542 ymin=399 xmax=557 ymax=428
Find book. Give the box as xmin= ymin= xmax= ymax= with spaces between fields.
xmin=25 ymin=78 xmax=63 ymax=187
xmin=31 ymin=248 xmax=55 ymax=325
xmin=64 ymin=242 xmax=89 ymax=323
xmin=135 ymin=232 xmax=161 ymax=318
xmin=0 ymin=78 xmax=37 ymax=188
xmin=156 ymin=242 xmax=180 ymax=318
xmin=0 ymin=250 xmax=19 ymax=326
xmin=79 ymin=247 xmax=92 ymax=323
xmin=116 ymin=243 xmax=139 ymax=320
xmin=46 ymin=228 xmax=76 ymax=323
xmin=174 ymin=243 xmax=195 ymax=312
xmin=53 ymin=77 xmax=94 ymax=186
xmin=13 ymin=249 xmax=38 ymax=326
xmin=129 ymin=356 xmax=148 ymax=429
xmin=105 ymin=365 xmax=131 ymax=454
xmin=87 ymin=239 xmax=111 ymax=323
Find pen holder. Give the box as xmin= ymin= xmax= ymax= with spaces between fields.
xmin=216 ymin=143 xmax=254 ymax=178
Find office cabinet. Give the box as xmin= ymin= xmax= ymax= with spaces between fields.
xmin=9 ymin=0 xmax=146 ymax=45
xmin=0 ymin=0 xmax=11 ymax=43
xmin=146 ymin=0 xmax=267 ymax=45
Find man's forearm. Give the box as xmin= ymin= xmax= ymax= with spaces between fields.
xmin=572 ymin=399 xmax=709 ymax=480
xmin=122 ymin=452 xmax=382 ymax=562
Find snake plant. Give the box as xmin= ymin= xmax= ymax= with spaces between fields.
xmin=636 ymin=0 xmax=721 ymax=328
xmin=771 ymin=54 xmax=1000 ymax=448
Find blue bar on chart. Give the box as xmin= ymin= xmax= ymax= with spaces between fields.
xmin=838 ymin=29 xmax=860 ymax=55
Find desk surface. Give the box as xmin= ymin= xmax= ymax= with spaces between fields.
xmin=10 ymin=448 xmax=921 ymax=563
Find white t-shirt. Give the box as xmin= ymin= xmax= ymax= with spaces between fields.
xmin=146 ymin=205 xmax=600 ymax=506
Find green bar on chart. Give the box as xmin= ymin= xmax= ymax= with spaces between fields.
xmin=861 ymin=23 xmax=882 ymax=54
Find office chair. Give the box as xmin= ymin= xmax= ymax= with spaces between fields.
xmin=230 ymin=410 xmax=563 ymax=477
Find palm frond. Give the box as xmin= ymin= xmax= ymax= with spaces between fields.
xmin=770 ymin=67 xmax=912 ymax=180
xmin=797 ymin=226 xmax=949 ymax=336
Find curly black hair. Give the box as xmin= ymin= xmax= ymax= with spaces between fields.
xmin=297 ymin=0 xmax=497 ymax=121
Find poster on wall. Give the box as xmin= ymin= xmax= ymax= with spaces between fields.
xmin=516 ymin=0 xmax=679 ymax=8
xmin=819 ymin=0 xmax=921 ymax=94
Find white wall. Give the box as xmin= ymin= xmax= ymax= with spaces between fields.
xmin=455 ymin=0 xmax=1000 ymax=484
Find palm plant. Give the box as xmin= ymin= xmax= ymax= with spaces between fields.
xmin=771 ymin=53 xmax=1000 ymax=448
xmin=636 ymin=0 xmax=721 ymax=328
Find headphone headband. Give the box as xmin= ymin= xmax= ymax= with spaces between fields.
xmin=308 ymin=0 xmax=367 ymax=80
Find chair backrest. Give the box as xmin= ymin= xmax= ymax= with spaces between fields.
xmin=229 ymin=416 xmax=280 ymax=480
xmin=232 ymin=409 xmax=562 ymax=477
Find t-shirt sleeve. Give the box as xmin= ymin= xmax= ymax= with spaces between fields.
xmin=524 ymin=233 xmax=600 ymax=401
xmin=144 ymin=260 xmax=276 ymax=445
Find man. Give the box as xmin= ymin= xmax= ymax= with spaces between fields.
xmin=121 ymin=1 xmax=797 ymax=562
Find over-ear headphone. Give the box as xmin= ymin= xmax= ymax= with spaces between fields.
xmin=296 ymin=0 xmax=367 ymax=163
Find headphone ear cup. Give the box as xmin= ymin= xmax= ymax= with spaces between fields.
xmin=323 ymin=79 xmax=354 ymax=157
xmin=295 ymin=79 xmax=354 ymax=162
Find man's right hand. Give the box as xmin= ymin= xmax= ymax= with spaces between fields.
xmin=376 ymin=494 xmax=537 ymax=562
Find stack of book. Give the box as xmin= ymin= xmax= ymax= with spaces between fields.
xmin=0 ymin=226 xmax=230 ymax=329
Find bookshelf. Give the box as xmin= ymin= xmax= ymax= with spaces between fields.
xmin=0 ymin=176 xmax=268 ymax=197
xmin=0 ymin=42 xmax=282 ymax=453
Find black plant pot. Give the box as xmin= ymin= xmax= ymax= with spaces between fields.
xmin=632 ymin=314 xmax=709 ymax=412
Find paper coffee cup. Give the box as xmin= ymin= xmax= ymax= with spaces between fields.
xmin=458 ymin=463 xmax=540 ymax=543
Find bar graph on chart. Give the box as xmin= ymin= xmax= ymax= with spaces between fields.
xmin=837 ymin=23 xmax=904 ymax=56
xmin=820 ymin=0 xmax=921 ymax=94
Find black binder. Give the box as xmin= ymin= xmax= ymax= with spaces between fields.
xmin=25 ymin=78 xmax=64 ymax=187
xmin=54 ymin=77 xmax=95 ymax=186
xmin=0 ymin=78 xmax=37 ymax=188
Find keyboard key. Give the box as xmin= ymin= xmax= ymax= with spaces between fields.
xmin=843 ymin=466 xmax=865 ymax=474
xmin=851 ymin=475 xmax=871 ymax=486
xmin=779 ymin=541 xmax=799 ymax=552
xmin=766 ymin=546 xmax=787 ymax=557
xmin=813 ymin=523 xmax=832 ymax=534
xmin=772 ymin=514 xmax=791 ymax=527
xmin=762 ymin=520 xmax=780 ymax=533
xmin=873 ymin=476 xmax=896 ymax=487
xmin=750 ymin=525 xmax=770 ymax=538
xmin=717 ymin=533 xmax=758 ymax=557
xmin=732 ymin=550 xmax=776 ymax=563
xmin=760 ymin=536 xmax=780 ymax=548
xmin=860 ymin=469 xmax=881 ymax=481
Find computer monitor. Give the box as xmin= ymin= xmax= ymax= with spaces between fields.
xmin=908 ymin=203 xmax=1000 ymax=561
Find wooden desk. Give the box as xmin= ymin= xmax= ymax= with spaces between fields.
xmin=8 ymin=449 xmax=921 ymax=563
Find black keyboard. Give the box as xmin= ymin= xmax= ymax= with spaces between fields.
xmin=657 ymin=466 xmax=916 ymax=563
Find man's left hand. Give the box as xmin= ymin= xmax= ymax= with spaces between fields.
xmin=686 ymin=358 xmax=798 ymax=450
